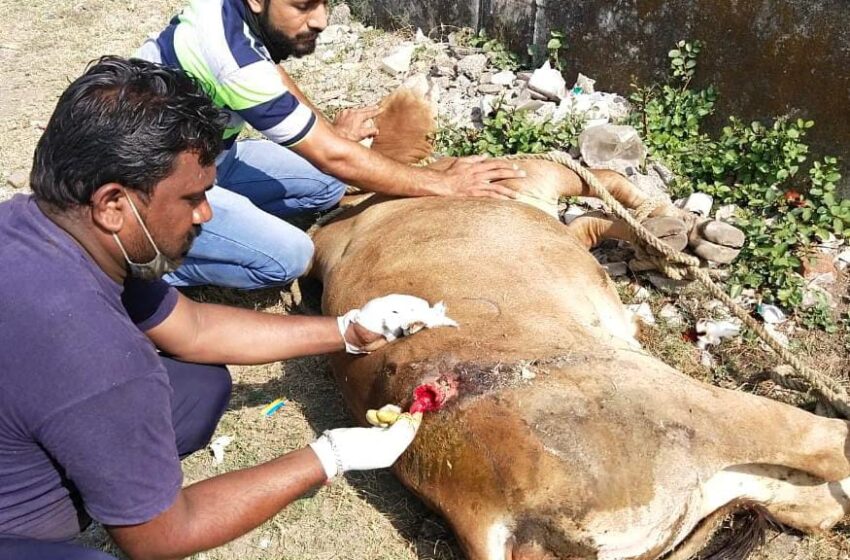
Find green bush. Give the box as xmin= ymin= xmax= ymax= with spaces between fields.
xmin=435 ymin=101 xmax=583 ymax=157
xmin=630 ymin=41 xmax=849 ymax=311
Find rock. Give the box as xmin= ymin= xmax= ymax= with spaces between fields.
xmin=479 ymin=95 xmax=496 ymax=117
xmin=836 ymin=248 xmax=850 ymax=271
xmin=477 ymin=83 xmax=503 ymax=95
xmin=646 ymin=273 xmax=690 ymax=293
xmin=602 ymin=262 xmax=628 ymax=277
xmin=527 ymin=61 xmax=566 ymax=101
xmin=431 ymin=64 xmax=456 ymax=77
xmin=573 ymin=73 xmax=596 ymax=94
xmin=402 ymin=73 xmax=429 ymax=96
xmin=414 ymin=28 xmax=430 ymax=44
xmin=491 ymin=70 xmax=516 ymax=86
xmin=450 ymin=45 xmax=483 ymax=57
xmin=627 ymin=303 xmax=656 ymax=325
xmin=561 ymin=206 xmax=586 ymax=224
xmin=516 ymin=71 xmax=533 ymax=81
xmin=715 ymin=204 xmax=739 ymax=222
xmin=802 ymin=286 xmax=833 ymax=309
xmin=678 ymin=192 xmax=713 ymax=217
xmin=381 ymin=44 xmax=415 ymax=75
xmin=631 ymin=285 xmax=651 ymax=301
xmin=6 ymin=169 xmax=28 ymax=189
xmin=479 ymin=72 xmax=494 ymax=84
xmin=658 ymin=304 xmax=684 ymax=327
xmin=317 ymin=24 xmax=350 ymax=45
xmin=456 ymin=54 xmax=488 ymax=79
xmin=650 ymin=161 xmax=676 ymax=186
xmin=802 ymin=254 xmax=836 ymax=281
xmin=328 ymin=3 xmax=351 ymax=25
xmin=627 ymin=172 xmax=670 ymax=200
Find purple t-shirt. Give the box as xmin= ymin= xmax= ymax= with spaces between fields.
xmin=0 ymin=195 xmax=183 ymax=541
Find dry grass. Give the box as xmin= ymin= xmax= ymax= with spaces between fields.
xmin=3 ymin=1 xmax=850 ymax=559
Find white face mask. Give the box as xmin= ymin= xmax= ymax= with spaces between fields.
xmin=112 ymin=191 xmax=181 ymax=281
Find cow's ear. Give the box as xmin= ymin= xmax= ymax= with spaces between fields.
xmin=370 ymin=88 xmax=436 ymax=165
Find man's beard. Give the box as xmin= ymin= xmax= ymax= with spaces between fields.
xmin=257 ymin=10 xmax=318 ymax=62
xmin=179 ymin=224 xmax=202 ymax=258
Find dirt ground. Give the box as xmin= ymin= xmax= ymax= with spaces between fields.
xmin=1 ymin=1 xmax=849 ymax=559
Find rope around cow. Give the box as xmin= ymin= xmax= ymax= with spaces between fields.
xmin=504 ymin=151 xmax=850 ymax=418
xmin=318 ymin=151 xmax=850 ymax=418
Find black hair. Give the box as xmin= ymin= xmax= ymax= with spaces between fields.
xmin=31 ymin=56 xmax=228 ymax=210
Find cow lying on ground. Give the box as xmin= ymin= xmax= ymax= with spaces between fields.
xmin=309 ymin=90 xmax=850 ymax=560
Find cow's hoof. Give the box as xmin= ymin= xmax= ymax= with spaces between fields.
xmin=689 ymin=219 xmax=745 ymax=264
xmin=643 ymin=216 xmax=688 ymax=252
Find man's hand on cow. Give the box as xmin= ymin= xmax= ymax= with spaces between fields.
xmin=433 ymin=156 xmax=527 ymax=199
xmin=309 ymin=411 xmax=423 ymax=480
xmin=333 ymin=105 xmax=383 ymax=142
xmin=337 ymin=294 xmax=459 ymax=354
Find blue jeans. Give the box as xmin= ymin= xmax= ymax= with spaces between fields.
xmin=163 ymin=139 xmax=346 ymax=289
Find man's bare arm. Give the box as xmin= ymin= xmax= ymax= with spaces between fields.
xmin=108 ymin=448 xmax=325 ymax=560
xmin=276 ymin=66 xmax=525 ymax=198
xmin=146 ymin=293 xmax=353 ymax=364
xmin=294 ymin=116 xmax=524 ymax=198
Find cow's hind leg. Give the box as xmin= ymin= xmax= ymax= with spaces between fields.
xmin=701 ymin=464 xmax=850 ymax=534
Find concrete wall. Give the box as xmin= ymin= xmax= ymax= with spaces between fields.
xmin=357 ymin=0 xmax=850 ymax=194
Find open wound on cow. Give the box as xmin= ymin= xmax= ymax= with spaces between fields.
xmin=410 ymin=376 xmax=459 ymax=413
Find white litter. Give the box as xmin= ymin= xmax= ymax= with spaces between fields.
xmin=574 ymin=73 xmax=596 ymax=94
xmin=555 ymin=91 xmax=630 ymax=127
xmin=658 ymin=304 xmax=684 ymax=327
xmin=695 ymin=319 xmax=741 ymax=349
xmin=527 ymin=60 xmax=567 ymax=101
xmin=758 ymin=304 xmax=787 ymax=325
xmin=579 ymin=124 xmax=647 ymax=175
xmin=627 ymin=303 xmax=656 ymax=325
xmin=521 ymin=366 xmax=537 ymax=380
xmin=210 ymin=436 xmax=233 ymax=464
xmin=381 ymin=44 xmax=415 ymax=75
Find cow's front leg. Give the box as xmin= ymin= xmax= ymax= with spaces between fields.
xmin=565 ymin=212 xmax=688 ymax=253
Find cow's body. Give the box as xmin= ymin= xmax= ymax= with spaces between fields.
xmin=309 ymin=91 xmax=850 ymax=560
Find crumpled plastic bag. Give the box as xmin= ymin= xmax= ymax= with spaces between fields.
xmin=579 ymin=124 xmax=647 ymax=174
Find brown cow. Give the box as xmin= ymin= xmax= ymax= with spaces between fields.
xmin=309 ymin=90 xmax=850 ymax=560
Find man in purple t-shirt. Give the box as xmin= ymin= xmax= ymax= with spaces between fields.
xmin=0 ymin=57 xmax=433 ymax=560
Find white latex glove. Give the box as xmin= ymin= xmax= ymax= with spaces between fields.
xmin=337 ymin=294 xmax=459 ymax=354
xmin=309 ymin=412 xmax=422 ymax=480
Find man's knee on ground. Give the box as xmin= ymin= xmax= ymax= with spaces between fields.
xmin=174 ymin=363 xmax=232 ymax=458
xmin=248 ymin=229 xmax=314 ymax=287
xmin=311 ymin=178 xmax=346 ymax=212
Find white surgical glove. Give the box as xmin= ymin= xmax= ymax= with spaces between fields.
xmin=337 ymin=294 xmax=459 ymax=354
xmin=308 ymin=412 xmax=422 ymax=480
